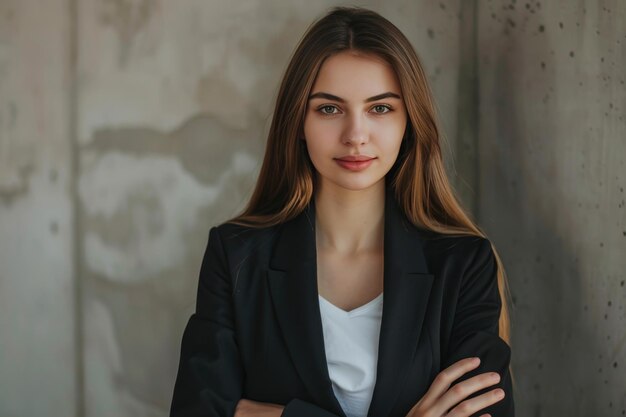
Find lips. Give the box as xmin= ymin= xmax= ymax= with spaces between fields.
xmin=334 ymin=156 xmax=376 ymax=171
xmin=335 ymin=155 xmax=376 ymax=162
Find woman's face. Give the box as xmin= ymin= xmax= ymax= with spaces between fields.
xmin=303 ymin=51 xmax=407 ymax=192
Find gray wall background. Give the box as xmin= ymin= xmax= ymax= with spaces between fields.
xmin=0 ymin=1 xmax=624 ymax=416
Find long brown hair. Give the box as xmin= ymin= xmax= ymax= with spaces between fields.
xmin=226 ymin=5 xmax=514 ymax=382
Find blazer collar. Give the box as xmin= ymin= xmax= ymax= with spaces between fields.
xmin=267 ymin=189 xmax=434 ymax=417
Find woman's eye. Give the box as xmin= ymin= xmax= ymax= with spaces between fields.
xmin=319 ymin=105 xmax=339 ymax=115
xmin=372 ymin=105 xmax=391 ymax=114
xmin=316 ymin=104 xmax=392 ymax=115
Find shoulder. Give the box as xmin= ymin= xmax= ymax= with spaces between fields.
xmin=418 ymin=229 xmax=495 ymax=278
xmin=207 ymin=220 xmax=282 ymax=265
xmin=212 ymin=221 xmax=278 ymax=244
xmin=421 ymin=231 xmax=492 ymax=258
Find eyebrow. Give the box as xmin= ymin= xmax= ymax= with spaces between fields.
xmin=307 ymin=91 xmax=402 ymax=103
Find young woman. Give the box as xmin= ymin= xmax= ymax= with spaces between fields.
xmin=170 ymin=6 xmax=515 ymax=417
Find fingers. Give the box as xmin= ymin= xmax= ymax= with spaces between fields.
xmin=415 ymin=357 xmax=481 ymax=411
xmin=436 ymin=369 xmax=502 ymax=414
xmin=445 ymin=386 xmax=505 ymax=417
xmin=407 ymin=357 xmax=506 ymax=417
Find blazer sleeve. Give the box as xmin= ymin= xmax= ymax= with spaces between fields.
xmin=441 ymin=238 xmax=515 ymax=417
xmin=281 ymin=399 xmax=345 ymax=417
xmin=170 ymin=226 xmax=245 ymax=416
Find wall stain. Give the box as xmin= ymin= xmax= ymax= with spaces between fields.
xmin=0 ymin=162 xmax=34 ymax=206
xmin=80 ymin=112 xmax=264 ymax=409
xmin=98 ymin=0 xmax=157 ymax=67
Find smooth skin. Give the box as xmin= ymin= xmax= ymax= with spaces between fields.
xmin=234 ymin=51 xmax=505 ymax=417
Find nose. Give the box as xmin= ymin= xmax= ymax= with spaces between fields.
xmin=342 ymin=113 xmax=369 ymax=146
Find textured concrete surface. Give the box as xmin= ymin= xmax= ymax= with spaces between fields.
xmin=1 ymin=0 xmax=624 ymax=416
xmin=477 ymin=1 xmax=626 ymax=415
xmin=0 ymin=1 xmax=78 ymax=416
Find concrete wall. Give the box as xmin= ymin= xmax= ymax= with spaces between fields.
xmin=0 ymin=0 xmax=624 ymax=416
xmin=0 ymin=1 xmax=78 ymax=416
xmin=477 ymin=1 xmax=626 ymax=415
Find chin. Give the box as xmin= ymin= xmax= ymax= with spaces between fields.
xmin=324 ymin=174 xmax=386 ymax=192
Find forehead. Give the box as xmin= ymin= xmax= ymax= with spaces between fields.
xmin=311 ymin=51 xmax=401 ymax=99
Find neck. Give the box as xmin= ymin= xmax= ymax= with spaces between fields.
xmin=314 ymin=178 xmax=385 ymax=255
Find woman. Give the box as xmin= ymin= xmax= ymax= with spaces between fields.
xmin=170 ymin=6 xmax=515 ymax=417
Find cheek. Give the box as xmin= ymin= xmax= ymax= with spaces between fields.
xmin=304 ymin=115 xmax=341 ymax=139
xmin=304 ymin=140 xmax=324 ymax=163
xmin=374 ymin=122 xmax=405 ymax=158
xmin=303 ymin=118 xmax=339 ymax=159
xmin=302 ymin=131 xmax=328 ymax=164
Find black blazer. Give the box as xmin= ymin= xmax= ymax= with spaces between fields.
xmin=170 ymin=190 xmax=515 ymax=417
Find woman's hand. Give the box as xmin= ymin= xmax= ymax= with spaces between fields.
xmin=235 ymin=398 xmax=285 ymax=417
xmin=405 ymin=357 xmax=505 ymax=417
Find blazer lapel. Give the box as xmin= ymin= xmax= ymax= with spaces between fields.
xmin=366 ymin=191 xmax=434 ymax=417
xmin=266 ymin=196 xmax=345 ymax=415
xmin=266 ymin=190 xmax=434 ymax=417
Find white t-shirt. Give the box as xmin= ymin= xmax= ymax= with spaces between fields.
xmin=318 ymin=292 xmax=384 ymax=417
